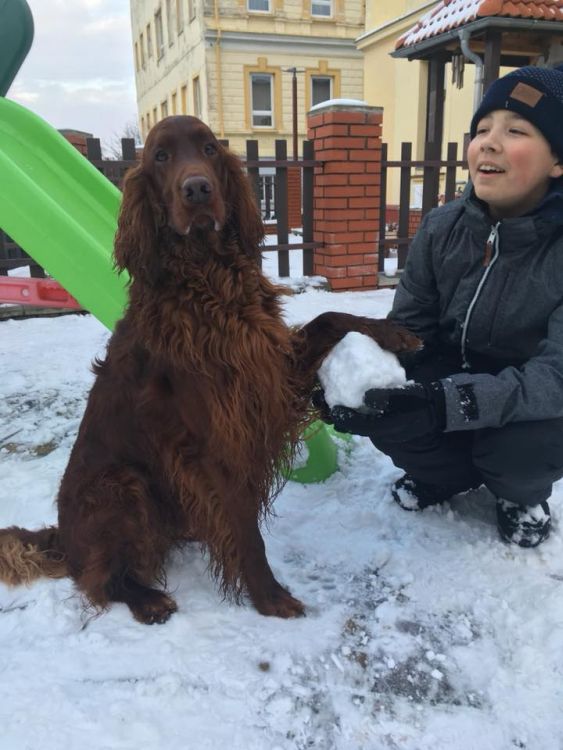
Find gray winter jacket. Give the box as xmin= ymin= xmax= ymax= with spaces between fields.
xmin=390 ymin=181 xmax=563 ymax=432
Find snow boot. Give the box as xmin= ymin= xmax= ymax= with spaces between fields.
xmin=496 ymin=498 xmax=551 ymax=548
xmin=392 ymin=474 xmax=454 ymax=512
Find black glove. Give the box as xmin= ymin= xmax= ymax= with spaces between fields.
xmin=329 ymin=381 xmax=446 ymax=441
xmin=311 ymin=382 xmax=334 ymax=424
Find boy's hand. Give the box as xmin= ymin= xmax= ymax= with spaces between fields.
xmin=328 ymin=382 xmax=446 ymax=441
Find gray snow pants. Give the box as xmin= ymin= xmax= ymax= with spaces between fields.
xmin=370 ymin=348 xmax=563 ymax=506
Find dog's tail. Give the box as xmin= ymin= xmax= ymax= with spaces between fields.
xmin=0 ymin=526 xmax=67 ymax=586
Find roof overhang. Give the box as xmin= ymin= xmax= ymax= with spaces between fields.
xmin=392 ymin=17 xmax=563 ymax=61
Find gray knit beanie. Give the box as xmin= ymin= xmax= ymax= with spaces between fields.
xmin=470 ymin=64 xmax=563 ymax=159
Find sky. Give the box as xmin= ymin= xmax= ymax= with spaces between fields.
xmin=8 ymin=0 xmax=137 ymax=151
xmin=2 ymin=277 xmax=563 ymax=748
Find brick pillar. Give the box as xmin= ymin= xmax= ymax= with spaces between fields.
xmin=307 ymin=101 xmax=382 ymax=290
xmin=287 ymin=166 xmax=302 ymax=229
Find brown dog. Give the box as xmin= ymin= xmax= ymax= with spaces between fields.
xmin=0 ymin=116 xmax=419 ymax=624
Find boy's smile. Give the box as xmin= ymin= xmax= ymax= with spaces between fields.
xmin=468 ymin=110 xmax=563 ymax=220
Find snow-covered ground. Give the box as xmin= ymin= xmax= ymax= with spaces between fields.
xmin=2 ymin=281 xmax=563 ymax=750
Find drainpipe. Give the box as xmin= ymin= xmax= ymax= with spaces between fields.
xmin=459 ymin=29 xmax=484 ymax=113
xmin=213 ymin=0 xmax=225 ymax=137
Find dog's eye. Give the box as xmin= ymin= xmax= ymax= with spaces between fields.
xmin=155 ymin=149 xmax=169 ymax=162
xmin=204 ymin=143 xmax=217 ymax=156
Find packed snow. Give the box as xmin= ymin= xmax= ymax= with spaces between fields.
xmin=318 ymin=333 xmax=406 ymax=409
xmin=2 ymin=284 xmax=563 ymax=750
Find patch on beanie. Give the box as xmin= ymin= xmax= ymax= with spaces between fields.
xmin=510 ymin=82 xmax=544 ymax=108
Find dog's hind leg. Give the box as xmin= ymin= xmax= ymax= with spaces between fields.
xmin=58 ymin=466 xmax=177 ymax=624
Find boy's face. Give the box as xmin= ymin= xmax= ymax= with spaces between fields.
xmin=468 ymin=110 xmax=563 ymax=220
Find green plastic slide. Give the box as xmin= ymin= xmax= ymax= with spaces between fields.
xmin=0 ymin=96 xmax=128 ymax=330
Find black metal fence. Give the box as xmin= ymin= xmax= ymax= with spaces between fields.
xmin=1 ymin=137 xmax=320 ymax=280
xmin=378 ymin=139 xmax=469 ymax=273
xmin=243 ymin=138 xmax=319 ymax=277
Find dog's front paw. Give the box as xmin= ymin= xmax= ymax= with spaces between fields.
xmin=252 ymin=583 xmax=305 ymax=619
xmin=361 ymin=319 xmax=422 ymax=354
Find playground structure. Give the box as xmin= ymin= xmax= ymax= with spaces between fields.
xmin=0 ymin=0 xmax=342 ymax=483
xmin=0 ymin=0 xmax=128 ymax=330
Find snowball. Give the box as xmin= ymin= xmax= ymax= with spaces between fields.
xmin=318 ymin=332 xmax=406 ymax=409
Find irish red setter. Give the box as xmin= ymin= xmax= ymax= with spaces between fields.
xmin=0 ymin=116 xmax=418 ymax=624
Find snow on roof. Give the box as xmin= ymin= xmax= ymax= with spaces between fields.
xmin=396 ymin=0 xmax=563 ymax=50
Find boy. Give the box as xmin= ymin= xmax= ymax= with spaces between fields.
xmin=320 ymin=64 xmax=563 ymax=548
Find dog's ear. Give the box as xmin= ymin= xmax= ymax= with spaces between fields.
xmin=114 ymin=165 xmax=165 ymax=283
xmin=220 ymin=146 xmax=264 ymax=260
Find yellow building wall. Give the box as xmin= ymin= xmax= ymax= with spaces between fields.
xmin=360 ymin=0 xmax=476 ymax=203
xmin=131 ymin=0 xmax=364 ymax=156
xmin=365 ymin=0 xmax=437 ymax=30
xmin=131 ymin=0 xmax=210 ymax=140
xmin=206 ymin=49 xmax=363 ymax=155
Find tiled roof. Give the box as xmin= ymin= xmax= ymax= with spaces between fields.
xmin=396 ymin=0 xmax=563 ymax=50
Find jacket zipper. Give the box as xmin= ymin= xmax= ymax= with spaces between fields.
xmin=461 ymin=222 xmax=501 ymax=369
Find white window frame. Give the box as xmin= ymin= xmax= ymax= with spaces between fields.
xmin=312 ymin=0 xmax=332 ymax=17
xmin=250 ymin=73 xmax=274 ymax=128
xmin=311 ymin=75 xmax=333 ymax=107
xmin=248 ymin=0 xmax=271 ymax=13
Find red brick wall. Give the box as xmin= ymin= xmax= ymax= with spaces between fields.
xmin=385 ymin=206 xmax=423 ymax=237
xmin=59 ymin=130 xmax=91 ymax=156
xmin=307 ymin=103 xmax=382 ymax=290
xmin=287 ymin=166 xmax=302 ymax=229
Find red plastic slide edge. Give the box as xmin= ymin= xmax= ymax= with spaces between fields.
xmin=0 ymin=277 xmax=82 ymax=309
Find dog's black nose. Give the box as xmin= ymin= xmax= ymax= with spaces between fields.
xmin=182 ymin=176 xmax=212 ymax=204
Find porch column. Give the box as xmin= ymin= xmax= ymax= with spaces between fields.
xmin=307 ymin=100 xmax=383 ymax=290
xmin=425 ymin=55 xmax=446 ymax=147
xmin=483 ymin=30 xmax=502 ymax=92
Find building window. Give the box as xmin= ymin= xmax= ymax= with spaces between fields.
xmin=311 ymin=75 xmax=332 ymax=107
xmin=251 ymin=73 xmax=273 ymax=127
xmin=153 ymin=106 xmax=158 ymax=124
xmin=312 ymin=0 xmax=332 ymax=17
xmin=172 ymin=91 xmax=177 ymax=114
xmin=176 ymin=0 xmax=184 ymax=33
xmin=181 ymin=84 xmax=188 ymax=113
xmin=188 ymin=0 xmax=195 ymax=20
xmin=146 ymin=111 xmax=151 ymax=131
xmin=155 ymin=10 xmax=164 ymax=59
xmin=139 ymin=32 xmax=146 ymax=68
xmin=193 ymin=76 xmax=201 ymax=119
xmin=166 ymin=0 xmax=174 ymax=45
xmin=146 ymin=23 xmax=153 ymax=58
xmin=161 ymin=99 xmax=169 ymax=118
xmin=248 ymin=0 xmax=270 ymax=11
xmin=134 ymin=42 xmax=139 ymax=71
